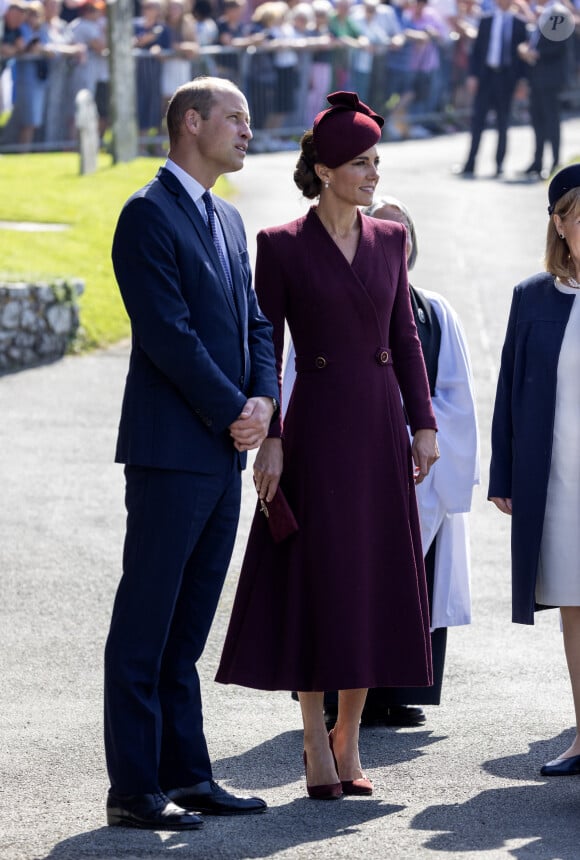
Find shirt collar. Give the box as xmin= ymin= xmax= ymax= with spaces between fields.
xmin=164 ymin=158 xmax=208 ymax=211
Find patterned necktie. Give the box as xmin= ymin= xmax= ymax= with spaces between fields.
xmin=202 ymin=190 xmax=234 ymax=297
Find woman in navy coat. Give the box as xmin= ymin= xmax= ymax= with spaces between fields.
xmin=489 ymin=164 xmax=580 ymax=776
xmin=217 ymin=92 xmax=439 ymax=799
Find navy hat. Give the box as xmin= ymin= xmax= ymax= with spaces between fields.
xmin=313 ymin=91 xmax=384 ymax=169
xmin=548 ymin=164 xmax=580 ymax=213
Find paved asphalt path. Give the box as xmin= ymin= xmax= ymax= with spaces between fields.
xmin=2 ymin=119 xmax=580 ymax=860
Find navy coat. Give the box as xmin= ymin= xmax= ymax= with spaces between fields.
xmin=489 ymin=272 xmax=575 ymax=624
xmin=112 ymin=167 xmax=278 ymax=474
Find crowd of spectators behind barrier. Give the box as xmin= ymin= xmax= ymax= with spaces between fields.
xmin=1 ymin=0 xmax=580 ymax=153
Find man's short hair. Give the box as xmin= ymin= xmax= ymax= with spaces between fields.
xmin=166 ymin=77 xmax=242 ymax=144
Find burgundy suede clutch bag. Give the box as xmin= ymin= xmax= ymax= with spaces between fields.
xmin=259 ymin=488 xmax=299 ymax=543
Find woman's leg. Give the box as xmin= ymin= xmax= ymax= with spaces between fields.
xmin=556 ymin=606 xmax=580 ymax=758
xmin=330 ymin=689 xmax=368 ymax=781
xmin=298 ymin=692 xmax=340 ymax=786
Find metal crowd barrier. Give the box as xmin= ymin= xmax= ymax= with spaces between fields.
xmin=1 ymin=39 xmax=580 ymax=154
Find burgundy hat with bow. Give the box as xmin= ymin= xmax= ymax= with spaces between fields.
xmin=312 ymin=91 xmax=384 ymax=169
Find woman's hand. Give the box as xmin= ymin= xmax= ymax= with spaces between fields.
xmin=489 ymin=497 xmax=513 ymax=515
xmin=253 ymin=438 xmax=283 ymax=502
xmin=411 ymin=428 xmax=439 ymax=485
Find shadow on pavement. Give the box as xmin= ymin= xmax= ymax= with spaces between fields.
xmin=208 ymin=727 xmax=447 ymax=790
xmin=34 ymin=798 xmax=403 ymax=860
xmin=410 ymin=731 xmax=580 ymax=859
xmin=34 ymin=730 xmax=449 ymax=859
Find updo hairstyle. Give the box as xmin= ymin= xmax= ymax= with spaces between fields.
xmin=293 ymin=130 xmax=322 ymax=200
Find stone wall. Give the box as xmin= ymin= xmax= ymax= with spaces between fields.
xmin=0 ymin=280 xmax=84 ymax=373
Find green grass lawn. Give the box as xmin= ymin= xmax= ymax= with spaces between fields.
xmin=0 ymin=153 xmax=227 ymax=348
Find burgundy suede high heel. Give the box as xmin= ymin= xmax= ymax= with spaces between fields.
xmin=303 ymin=751 xmax=343 ymax=800
xmin=328 ymin=729 xmax=373 ymax=796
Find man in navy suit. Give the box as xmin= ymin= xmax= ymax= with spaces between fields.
xmin=104 ymin=76 xmax=279 ymax=831
xmin=457 ymin=0 xmax=526 ymax=177
xmin=518 ymin=15 xmax=568 ymax=178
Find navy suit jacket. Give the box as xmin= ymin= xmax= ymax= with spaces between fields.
xmin=112 ymin=167 xmax=278 ymax=474
xmin=528 ymin=31 xmax=568 ymax=90
xmin=468 ymin=13 xmax=527 ymax=83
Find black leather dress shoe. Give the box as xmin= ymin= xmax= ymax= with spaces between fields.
xmin=106 ymin=790 xmax=203 ymax=830
xmin=451 ymin=164 xmax=475 ymax=178
xmin=167 ymin=780 xmax=267 ymax=815
xmin=324 ymin=706 xmax=338 ymax=730
xmin=518 ymin=164 xmax=542 ymax=180
xmin=361 ymin=704 xmax=426 ymax=727
xmin=540 ymin=754 xmax=580 ymax=776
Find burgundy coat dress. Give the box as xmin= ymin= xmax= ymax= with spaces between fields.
xmin=216 ymin=208 xmax=437 ymax=691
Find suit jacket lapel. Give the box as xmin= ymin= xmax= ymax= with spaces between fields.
xmin=157 ymin=168 xmax=240 ymax=323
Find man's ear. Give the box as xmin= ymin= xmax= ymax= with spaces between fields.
xmin=185 ymin=109 xmax=200 ymax=134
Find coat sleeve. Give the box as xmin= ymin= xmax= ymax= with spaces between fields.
xmin=246 ymin=285 xmax=279 ymax=402
xmin=238 ymin=223 xmax=279 ymax=405
xmin=536 ymin=30 xmax=568 ymax=65
xmin=488 ymin=285 xmax=521 ymax=499
xmin=468 ymin=18 xmax=487 ymax=78
xmin=253 ymin=229 xmax=288 ymax=438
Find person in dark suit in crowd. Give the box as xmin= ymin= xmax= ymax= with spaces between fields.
xmin=216 ymin=91 xmax=439 ymax=801
xmin=518 ymin=5 xmax=569 ymax=179
xmin=489 ymin=164 xmax=580 ymax=776
xmin=457 ymin=0 xmax=526 ymax=177
xmin=321 ymin=195 xmax=479 ymax=729
xmin=104 ymin=76 xmax=278 ymax=831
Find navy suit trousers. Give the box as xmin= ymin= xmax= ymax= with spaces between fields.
xmin=104 ymin=462 xmax=241 ymax=795
xmin=466 ymin=67 xmax=516 ymax=171
xmin=530 ymin=82 xmax=561 ymax=170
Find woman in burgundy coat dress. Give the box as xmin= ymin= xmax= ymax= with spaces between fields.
xmin=216 ymin=91 xmax=439 ymax=799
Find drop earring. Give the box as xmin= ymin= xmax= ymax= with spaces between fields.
xmin=324 ymin=181 xmax=329 ymax=189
